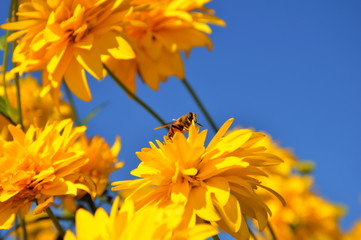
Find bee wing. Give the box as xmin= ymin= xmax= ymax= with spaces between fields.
xmin=154 ymin=121 xmax=175 ymax=130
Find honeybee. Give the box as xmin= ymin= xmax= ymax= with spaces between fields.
xmin=154 ymin=112 xmax=202 ymax=138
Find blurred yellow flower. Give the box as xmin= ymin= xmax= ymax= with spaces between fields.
xmin=64 ymin=196 xmax=218 ymax=240
xmin=112 ymin=118 xmax=284 ymax=239
xmin=0 ymin=75 xmax=72 ymax=131
xmin=105 ymin=0 xmax=225 ymax=92
xmin=62 ymin=135 xmax=123 ymax=211
xmin=260 ymin=175 xmax=344 ymax=240
xmin=11 ymin=212 xmax=57 ymax=240
xmin=74 ymin=135 xmax=123 ymax=196
xmin=1 ymin=0 xmax=135 ymax=101
xmin=0 ymin=119 xmax=95 ymax=230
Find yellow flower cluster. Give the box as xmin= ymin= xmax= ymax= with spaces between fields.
xmin=1 ymin=0 xmax=359 ymax=239
xmin=106 ymin=0 xmax=225 ymax=92
xmin=255 ymin=132 xmax=346 ymax=240
xmin=0 ymin=75 xmax=72 ymax=131
xmin=2 ymin=0 xmax=135 ymax=101
xmin=0 ymin=120 xmax=94 ymax=230
xmin=2 ymin=0 xmax=224 ymax=101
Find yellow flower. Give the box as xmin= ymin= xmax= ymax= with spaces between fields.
xmin=105 ymin=0 xmax=225 ymax=92
xmin=0 ymin=119 xmax=95 ymax=230
xmin=0 ymin=75 xmax=72 ymax=131
xmin=112 ymin=118 xmax=284 ymax=239
xmin=62 ymin=135 xmax=123 ymax=211
xmin=260 ymin=175 xmax=344 ymax=240
xmin=1 ymin=0 xmax=135 ymax=101
xmin=64 ymin=196 xmax=218 ymax=240
xmin=73 ymin=135 xmax=123 ymax=196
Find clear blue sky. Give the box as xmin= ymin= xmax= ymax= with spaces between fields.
xmin=1 ymin=0 xmax=360 ymax=233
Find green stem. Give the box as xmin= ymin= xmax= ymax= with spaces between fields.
xmin=81 ymin=193 xmax=96 ymax=214
xmin=181 ymin=78 xmax=218 ymax=133
xmin=14 ymin=72 xmax=23 ymax=129
xmin=46 ymin=207 xmax=65 ymax=238
xmin=103 ymin=64 xmax=167 ymax=126
xmin=11 ymin=0 xmax=23 ymax=130
xmin=1 ymin=0 xmax=15 ymax=102
xmin=64 ymin=83 xmax=81 ymax=126
xmin=212 ymin=234 xmax=221 ymax=240
xmin=18 ymin=214 xmax=27 ymax=240
xmin=267 ymin=222 xmax=277 ymax=240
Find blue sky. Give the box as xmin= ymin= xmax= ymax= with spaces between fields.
xmin=1 ymin=0 xmax=360 ymax=234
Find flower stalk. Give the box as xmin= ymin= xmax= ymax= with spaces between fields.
xmin=182 ymin=78 xmax=218 ymax=132
xmin=46 ymin=207 xmax=65 ymax=238
xmin=19 ymin=214 xmax=28 ymax=240
xmin=267 ymin=222 xmax=278 ymax=240
xmin=104 ymin=64 xmax=167 ymax=126
xmin=64 ymin=83 xmax=81 ymax=126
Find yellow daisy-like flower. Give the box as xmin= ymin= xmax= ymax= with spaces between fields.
xmin=0 ymin=75 xmax=72 ymax=131
xmin=1 ymin=0 xmax=135 ymax=101
xmin=64 ymin=196 xmax=218 ymax=240
xmin=260 ymin=175 xmax=344 ymax=240
xmin=74 ymin=135 xmax=123 ymax=196
xmin=105 ymin=0 xmax=225 ymax=92
xmin=0 ymin=119 xmax=95 ymax=230
xmin=62 ymin=135 xmax=123 ymax=211
xmin=112 ymin=118 xmax=284 ymax=239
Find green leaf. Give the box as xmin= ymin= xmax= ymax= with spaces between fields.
xmin=0 ymin=34 xmax=7 ymax=51
xmin=80 ymin=102 xmax=109 ymax=125
xmin=0 ymin=96 xmax=19 ymax=125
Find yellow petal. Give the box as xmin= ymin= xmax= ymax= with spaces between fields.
xmin=171 ymin=181 xmax=190 ymax=204
xmin=0 ymin=203 xmax=17 ymax=230
xmin=205 ymin=176 xmax=230 ymax=206
xmin=41 ymin=180 xmax=77 ymax=196
xmin=1 ymin=20 xmax=38 ymax=30
xmin=213 ymin=194 xmax=242 ymax=232
xmin=64 ymin=230 xmax=77 ymax=240
xmin=206 ymin=118 xmax=234 ymax=150
xmin=75 ymin=208 xmax=98 ymax=239
xmin=188 ymin=224 xmax=218 ymax=240
xmin=75 ymin=47 xmax=104 ymax=80
xmin=188 ymin=187 xmax=220 ymax=222
xmin=108 ymin=35 xmax=135 ymax=60
xmin=64 ymin=58 xmax=92 ymax=101
xmin=33 ymin=197 xmax=54 ymax=214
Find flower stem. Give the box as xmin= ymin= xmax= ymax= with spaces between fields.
xmin=11 ymin=0 xmax=23 ymax=130
xmin=14 ymin=73 xmax=23 ymax=129
xmin=64 ymin=82 xmax=81 ymax=126
xmin=1 ymin=0 xmax=15 ymax=102
xmin=46 ymin=207 xmax=65 ymax=238
xmin=267 ymin=222 xmax=277 ymax=240
xmin=18 ymin=214 xmax=27 ymax=240
xmin=212 ymin=234 xmax=221 ymax=240
xmin=103 ymin=64 xmax=167 ymax=126
xmin=181 ymin=78 xmax=218 ymax=133
xmin=81 ymin=193 xmax=97 ymax=214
